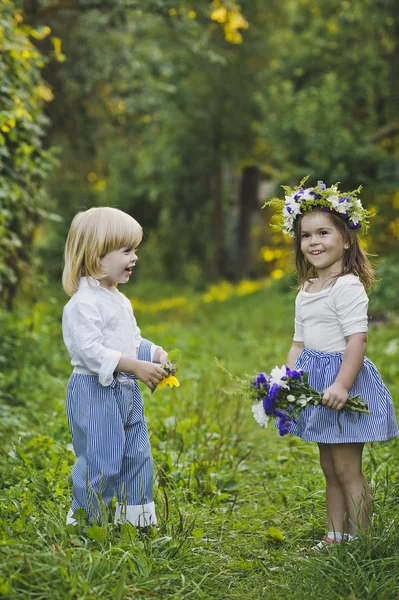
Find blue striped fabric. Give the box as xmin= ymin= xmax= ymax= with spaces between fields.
xmin=66 ymin=338 xmax=156 ymax=523
xmin=138 ymin=338 xmax=152 ymax=362
xmin=284 ymin=348 xmax=399 ymax=443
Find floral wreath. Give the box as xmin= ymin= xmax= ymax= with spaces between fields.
xmin=263 ymin=176 xmax=372 ymax=237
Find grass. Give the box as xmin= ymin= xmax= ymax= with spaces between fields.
xmin=1 ymin=278 xmax=399 ymax=599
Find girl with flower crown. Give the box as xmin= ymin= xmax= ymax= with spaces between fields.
xmin=265 ymin=179 xmax=398 ymax=549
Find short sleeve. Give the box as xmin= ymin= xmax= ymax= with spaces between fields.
xmin=63 ymin=301 xmax=121 ymax=386
xmin=293 ymin=292 xmax=304 ymax=342
xmin=333 ymin=277 xmax=369 ymax=337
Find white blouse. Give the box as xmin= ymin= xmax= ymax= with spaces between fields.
xmin=293 ymin=274 xmax=369 ymax=353
xmin=62 ymin=277 xmax=159 ymax=386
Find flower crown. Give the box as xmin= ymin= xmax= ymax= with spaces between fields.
xmin=263 ymin=176 xmax=372 ymax=237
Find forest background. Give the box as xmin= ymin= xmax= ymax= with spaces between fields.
xmin=1 ymin=1 xmax=399 ymax=599
xmin=1 ymin=0 xmax=399 ymax=306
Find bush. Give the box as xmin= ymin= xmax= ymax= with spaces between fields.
xmin=370 ymin=256 xmax=399 ymax=315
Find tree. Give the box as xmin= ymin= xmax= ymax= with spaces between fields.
xmin=255 ymin=0 xmax=399 ymax=253
xmin=0 ymin=0 xmax=56 ymax=307
xmin=26 ymin=0 xmax=271 ymax=281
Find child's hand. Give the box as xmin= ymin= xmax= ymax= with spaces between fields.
xmin=154 ymin=348 xmax=175 ymax=371
xmin=155 ymin=349 xmax=170 ymax=366
xmin=135 ymin=361 xmax=167 ymax=391
xmin=322 ymin=383 xmax=349 ymax=411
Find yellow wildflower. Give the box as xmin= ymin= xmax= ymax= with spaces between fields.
xmin=157 ymin=375 xmax=180 ymax=390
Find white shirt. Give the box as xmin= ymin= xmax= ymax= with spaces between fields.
xmin=293 ymin=274 xmax=369 ymax=353
xmin=62 ymin=277 xmax=159 ymax=386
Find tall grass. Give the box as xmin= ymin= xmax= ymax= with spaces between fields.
xmin=1 ymin=280 xmax=398 ymax=599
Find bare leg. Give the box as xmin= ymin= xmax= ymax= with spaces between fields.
xmin=329 ymin=443 xmax=371 ymax=535
xmin=319 ymin=443 xmax=349 ymax=535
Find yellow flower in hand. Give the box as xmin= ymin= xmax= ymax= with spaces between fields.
xmin=157 ymin=374 xmax=180 ymax=390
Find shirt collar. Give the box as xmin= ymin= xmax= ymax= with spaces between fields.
xmin=78 ymin=276 xmax=100 ymax=290
xmin=78 ymin=276 xmax=125 ymax=304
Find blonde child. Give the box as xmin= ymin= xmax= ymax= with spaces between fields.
xmin=269 ymin=180 xmax=398 ymax=548
xmin=62 ymin=207 xmax=169 ymax=527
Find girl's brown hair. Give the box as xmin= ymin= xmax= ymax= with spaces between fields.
xmin=294 ymin=208 xmax=375 ymax=291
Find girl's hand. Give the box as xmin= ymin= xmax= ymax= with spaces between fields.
xmin=154 ymin=348 xmax=172 ymax=368
xmin=135 ymin=361 xmax=167 ymax=391
xmin=322 ymin=383 xmax=349 ymax=411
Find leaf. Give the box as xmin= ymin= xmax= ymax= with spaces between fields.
xmin=167 ymin=348 xmax=181 ymax=364
xmin=266 ymin=526 xmax=285 ymax=542
xmin=218 ymin=476 xmax=239 ymax=491
xmin=86 ymin=525 xmax=107 ymax=543
xmin=0 ymin=577 xmax=9 ymax=595
xmin=71 ymin=508 xmax=88 ymax=525
xmin=112 ymin=572 xmax=126 ymax=600
xmin=192 ymin=528 xmax=204 ymax=541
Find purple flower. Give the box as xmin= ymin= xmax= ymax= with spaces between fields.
xmin=317 ymin=181 xmax=326 ymax=190
xmin=263 ymin=383 xmax=280 ymax=415
xmin=286 ymin=205 xmax=292 ymax=214
xmin=263 ymin=397 xmax=274 ymax=416
xmin=254 ymin=372 xmax=268 ymax=389
xmin=274 ymin=408 xmax=286 ymax=419
xmin=314 ymin=194 xmax=322 ymax=199
xmin=268 ymin=383 xmax=281 ymax=400
xmin=340 ymin=196 xmax=349 ymax=203
xmin=349 ymin=222 xmax=361 ymax=230
xmin=275 ymin=410 xmax=292 ymax=436
xmin=286 ymin=367 xmax=304 ymax=379
xmin=279 ymin=423 xmax=291 ymax=436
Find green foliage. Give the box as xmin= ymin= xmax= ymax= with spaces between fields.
xmin=0 ymin=299 xmax=68 ymax=445
xmin=370 ymin=256 xmax=399 ymax=314
xmin=32 ymin=0 xmax=398 ymax=284
xmin=1 ymin=281 xmax=399 ymax=598
xmin=32 ymin=0 xmax=287 ymax=282
xmin=256 ymin=0 xmax=399 ymax=254
xmin=0 ymin=0 xmax=58 ymax=306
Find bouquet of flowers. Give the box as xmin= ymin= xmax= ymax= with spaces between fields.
xmin=250 ymin=365 xmax=370 ymax=436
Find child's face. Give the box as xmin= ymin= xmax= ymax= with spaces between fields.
xmin=99 ymin=247 xmax=138 ymax=290
xmin=300 ymin=212 xmax=347 ymax=277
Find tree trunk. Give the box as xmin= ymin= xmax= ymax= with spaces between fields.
xmin=210 ymin=155 xmax=223 ymax=280
xmin=237 ymin=165 xmax=259 ymax=279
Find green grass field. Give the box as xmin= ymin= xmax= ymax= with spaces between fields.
xmin=1 ymin=279 xmax=399 ymax=599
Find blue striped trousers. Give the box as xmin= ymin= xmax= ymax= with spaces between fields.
xmin=66 ymin=340 xmax=157 ymax=526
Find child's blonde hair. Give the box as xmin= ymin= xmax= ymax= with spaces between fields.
xmin=62 ymin=207 xmax=143 ymax=296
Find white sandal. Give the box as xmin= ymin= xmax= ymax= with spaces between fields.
xmin=311 ymin=536 xmax=341 ymax=551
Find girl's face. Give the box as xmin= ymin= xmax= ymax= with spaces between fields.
xmin=99 ymin=247 xmax=138 ymax=290
xmin=300 ymin=212 xmax=347 ymax=278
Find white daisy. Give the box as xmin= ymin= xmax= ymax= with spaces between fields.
xmin=251 ymin=402 xmax=269 ymax=427
xmin=270 ymin=365 xmax=290 ymax=389
xmin=300 ymin=187 xmax=314 ymax=200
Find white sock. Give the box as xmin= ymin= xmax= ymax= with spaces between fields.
xmin=343 ymin=533 xmax=356 ymax=541
xmin=327 ymin=531 xmax=343 ymax=542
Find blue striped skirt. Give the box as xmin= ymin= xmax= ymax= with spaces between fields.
xmin=285 ymin=348 xmax=399 ymax=443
